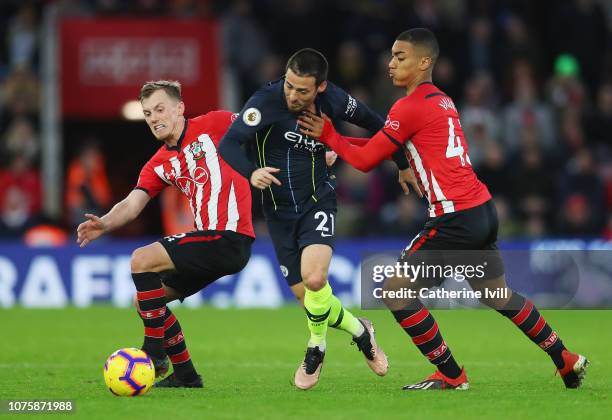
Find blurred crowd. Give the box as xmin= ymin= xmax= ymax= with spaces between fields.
xmin=0 ymin=0 xmax=611 ymax=242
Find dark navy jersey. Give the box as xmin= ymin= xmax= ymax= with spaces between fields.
xmin=219 ymin=78 xmax=385 ymax=214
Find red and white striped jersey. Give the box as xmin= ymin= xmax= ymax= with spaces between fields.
xmin=136 ymin=111 xmax=255 ymax=238
xmin=383 ymin=82 xmax=491 ymax=217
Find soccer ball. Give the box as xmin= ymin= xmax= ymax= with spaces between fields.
xmin=103 ymin=348 xmax=155 ymax=396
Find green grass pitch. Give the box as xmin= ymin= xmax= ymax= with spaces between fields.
xmin=1 ymin=307 xmax=610 ymax=419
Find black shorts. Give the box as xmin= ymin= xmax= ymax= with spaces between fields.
xmin=398 ymin=199 xmax=505 ymax=287
xmin=158 ymin=230 xmax=252 ymax=298
xmin=266 ymin=194 xmax=337 ymax=286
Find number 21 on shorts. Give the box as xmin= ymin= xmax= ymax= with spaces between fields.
xmin=314 ymin=211 xmax=334 ymax=238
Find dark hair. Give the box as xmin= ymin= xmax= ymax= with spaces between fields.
xmin=396 ymin=28 xmax=439 ymax=63
xmin=139 ymin=80 xmax=182 ymax=101
xmin=285 ymin=48 xmax=329 ymax=86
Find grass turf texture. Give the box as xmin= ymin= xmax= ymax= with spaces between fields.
xmin=1 ymin=307 xmax=610 ymax=419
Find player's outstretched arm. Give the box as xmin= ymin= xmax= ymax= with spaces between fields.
xmin=76 ymin=189 xmax=150 ymax=248
xmin=298 ymin=113 xmax=398 ymax=172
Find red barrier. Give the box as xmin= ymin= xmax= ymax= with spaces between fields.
xmin=60 ymin=18 xmax=220 ymax=119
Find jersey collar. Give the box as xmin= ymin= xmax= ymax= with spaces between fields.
xmin=165 ymin=117 xmax=188 ymax=151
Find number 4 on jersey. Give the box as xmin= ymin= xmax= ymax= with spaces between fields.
xmin=446 ymin=117 xmax=470 ymax=166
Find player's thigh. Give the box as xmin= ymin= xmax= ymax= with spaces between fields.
xmin=297 ymin=196 xmax=336 ymax=290
xmin=131 ymin=242 xmax=175 ymax=273
xmin=300 ymin=244 xmax=332 ymax=291
xmin=158 ymin=230 xmax=252 ymax=298
xmin=266 ymin=217 xmax=302 ymax=287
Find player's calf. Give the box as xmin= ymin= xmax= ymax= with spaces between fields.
xmin=130 ymin=243 xmax=176 ymax=360
xmin=497 ymin=292 xmax=575 ymax=374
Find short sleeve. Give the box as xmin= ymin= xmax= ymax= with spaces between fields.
xmin=199 ymin=110 xmax=238 ymax=145
xmin=224 ymin=88 xmax=279 ymax=145
xmin=135 ymin=158 xmax=169 ymax=198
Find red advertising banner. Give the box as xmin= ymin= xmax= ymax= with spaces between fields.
xmin=60 ymin=18 xmax=220 ymax=119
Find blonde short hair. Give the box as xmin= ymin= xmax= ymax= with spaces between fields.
xmin=139 ymin=80 xmax=182 ymax=101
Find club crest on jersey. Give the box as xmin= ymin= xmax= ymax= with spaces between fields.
xmin=243 ymin=107 xmax=262 ymax=126
xmin=189 ymin=141 xmax=205 ymax=160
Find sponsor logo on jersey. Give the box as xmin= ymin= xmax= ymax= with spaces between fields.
xmin=345 ymin=95 xmax=357 ymax=117
xmin=280 ymin=265 xmax=289 ymax=278
xmin=284 ymin=131 xmax=325 ymax=152
xmin=384 ymin=117 xmax=400 ymax=131
xmin=243 ymin=107 xmax=262 ymax=126
xmin=438 ymin=97 xmax=457 ymax=112
xmin=176 ymin=167 xmax=209 ymax=198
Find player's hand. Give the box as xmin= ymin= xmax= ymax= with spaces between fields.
xmin=76 ymin=213 xmax=106 ymax=248
xmin=325 ymin=151 xmax=338 ymax=167
xmin=398 ymin=168 xmax=423 ymax=197
xmin=250 ymin=167 xmax=281 ymax=190
xmin=297 ymin=111 xmax=329 ymax=139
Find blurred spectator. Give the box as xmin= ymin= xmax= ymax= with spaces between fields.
xmin=550 ymin=0 xmax=608 ymax=95
xmin=65 ymin=141 xmax=112 ymax=228
xmin=334 ymin=163 xmax=386 ymax=235
xmin=221 ymin=0 xmax=270 ymax=101
xmin=461 ymin=72 xmax=501 ymax=167
xmin=493 ymin=196 xmax=522 ymax=239
xmin=475 ymin=140 xmax=510 ymax=198
xmin=584 ymin=83 xmax=612 ymax=149
xmin=0 ymin=186 xmax=37 ymax=238
xmin=0 ymin=153 xmax=42 ymax=216
xmin=546 ymin=54 xmax=587 ymax=116
xmin=2 ymin=117 xmax=39 ymax=165
xmin=433 ymin=55 xmax=460 ymax=100
xmin=1 ymin=65 xmax=40 ymax=125
xmin=7 ymin=4 xmax=38 ymax=70
xmin=512 ymin=144 xmax=556 ymax=234
xmin=558 ymin=193 xmax=599 ymax=237
xmin=466 ymin=17 xmax=496 ymax=76
xmin=558 ymin=148 xmax=605 ymax=235
xmin=502 ymin=66 xmax=555 ymax=152
xmin=255 ymin=53 xmax=283 ymax=86
xmin=335 ymin=41 xmax=368 ymax=88
xmin=378 ymin=194 xmax=427 ymax=237
xmin=499 ymin=14 xmax=541 ymax=83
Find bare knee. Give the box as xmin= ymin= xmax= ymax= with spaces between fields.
xmin=302 ymin=272 xmax=327 ymax=292
xmin=131 ymin=244 xmax=173 ymax=273
xmin=131 ymin=247 xmax=153 ymax=273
